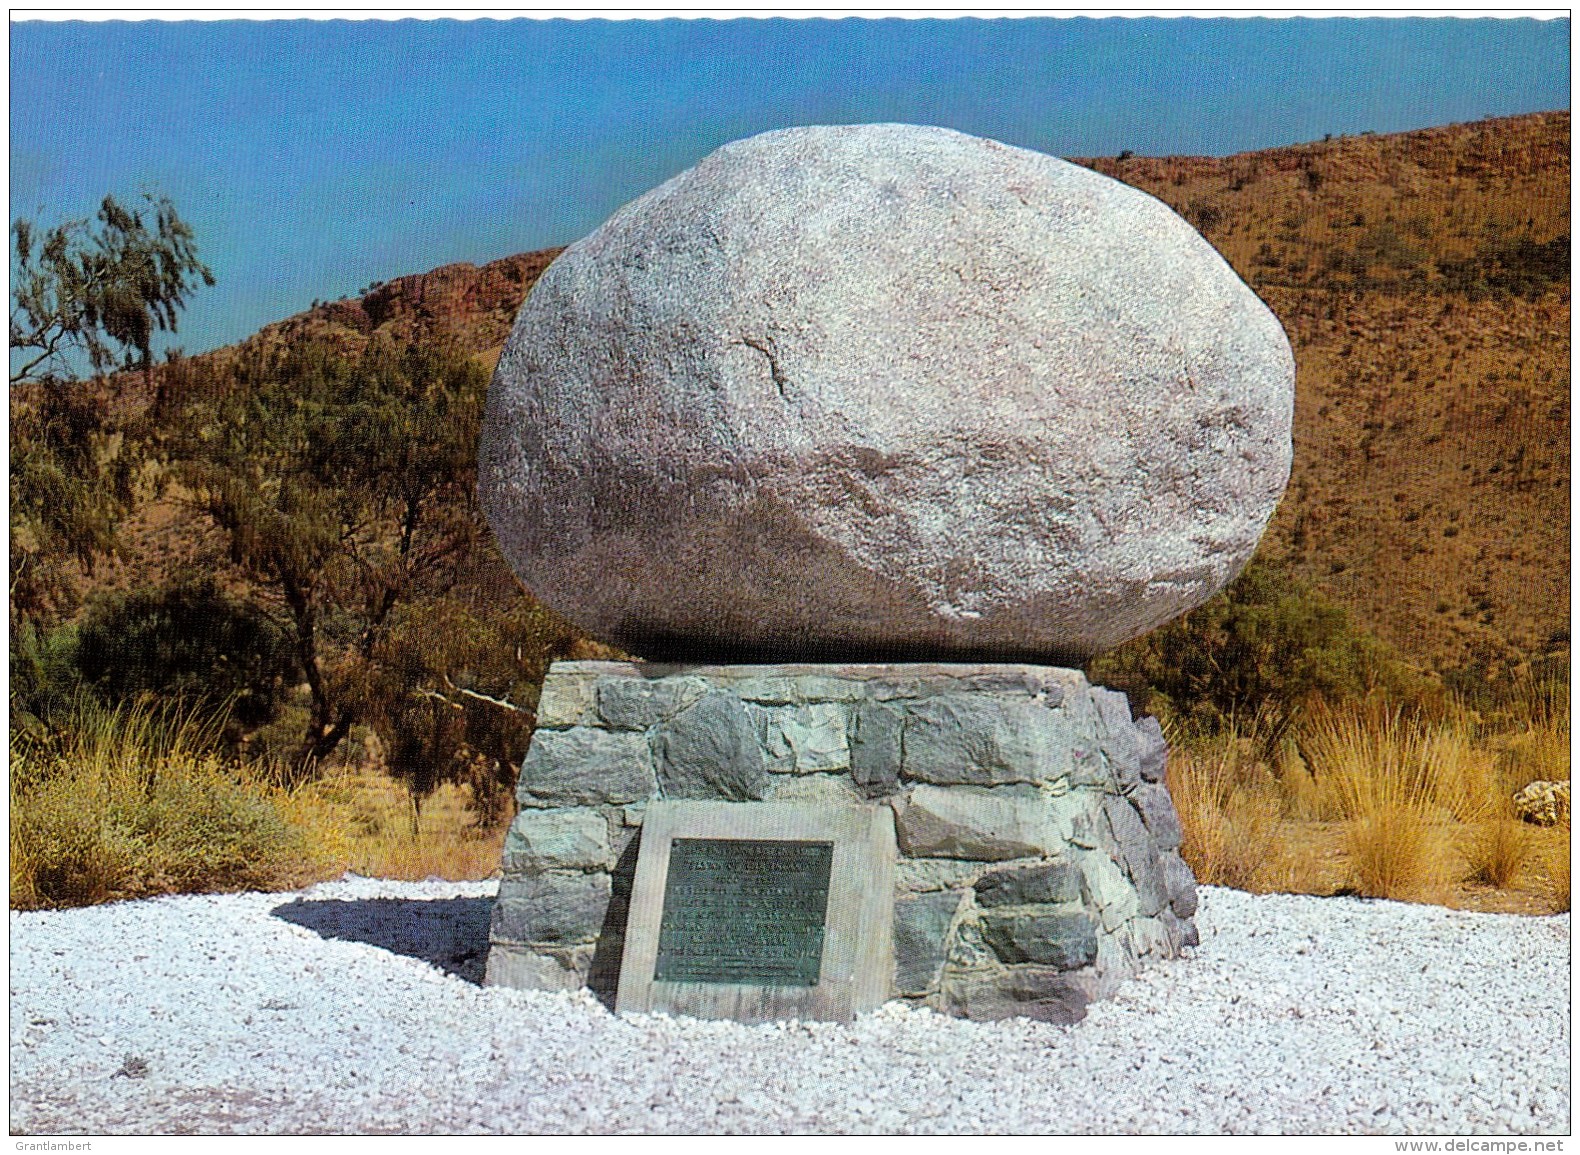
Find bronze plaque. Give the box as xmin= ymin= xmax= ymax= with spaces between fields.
xmin=653 ymin=838 xmax=834 ymax=986
xmin=616 ymin=800 xmax=897 ymax=1022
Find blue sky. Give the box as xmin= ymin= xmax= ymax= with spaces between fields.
xmin=10 ymin=15 xmax=1571 ymax=363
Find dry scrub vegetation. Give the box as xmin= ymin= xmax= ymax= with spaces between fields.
xmin=10 ymin=698 xmax=508 ymax=910
xmin=1167 ymin=680 xmax=1570 ymax=915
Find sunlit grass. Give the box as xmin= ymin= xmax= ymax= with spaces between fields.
xmin=10 ymin=695 xmax=338 ymax=910
xmin=1169 ymin=686 xmax=1569 ymax=910
xmin=301 ymin=769 xmax=507 ymax=882
xmin=1167 ymin=731 xmax=1297 ymax=893
xmin=1464 ymin=818 xmax=1536 ymax=889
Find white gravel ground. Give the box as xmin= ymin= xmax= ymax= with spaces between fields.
xmin=9 ymin=877 xmax=1569 ymax=1135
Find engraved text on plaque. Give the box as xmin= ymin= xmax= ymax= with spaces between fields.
xmin=653 ymin=838 xmax=834 ymax=985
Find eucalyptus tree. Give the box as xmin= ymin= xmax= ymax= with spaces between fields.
xmin=165 ymin=335 xmax=491 ymax=781
xmin=10 ymin=193 xmax=212 ymax=631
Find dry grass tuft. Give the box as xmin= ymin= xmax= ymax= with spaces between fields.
xmin=1344 ymin=803 xmax=1449 ymax=902
xmin=1292 ymin=704 xmax=1469 ymax=900
xmin=304 ymin=771 xmax=507 ymax=882
xmin=1544 ymin=837 xmax=1571 ymax=912
xmin=1167 ymin=733 xmax=1296 ymax=893
xmin=1494 ymin=676 xmax=1572 ymax=796
xmin=1170 ymin=688 xmax=1570 ymax=908
xmin=11 ymin=702 xmax=509 ymax=911
xmin=10 ymin=697 xmax=337 ymax=910
xmin=1465 ymin=817 xmax=1536 ymax=889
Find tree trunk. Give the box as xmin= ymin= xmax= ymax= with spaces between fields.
xmin=282 ymin=574 xmax=353 ymax=784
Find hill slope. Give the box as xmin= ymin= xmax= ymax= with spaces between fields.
xmin=1079 ymin=111 xmax=1569 ymax=679
xmin=107 ymin=112 xmax=1568 ymax=682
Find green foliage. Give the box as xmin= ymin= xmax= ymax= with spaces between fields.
xmin=74 ymin=575 xmax=298 ymax=729
xmin=10 ymin=620 xmax=86 ymax=739
xmin=363 ymin=593 xmax=581 ymax=825
xmin=163 ymin=336 xmax=491 ymax=779
xmin=9 ymin=379 xmax=136 ymax=627
xmin=1091 ymin=555 xmax=1415 ymax=751
xmin=11 ymin=193 xmax=213 ymax=386
xmin=10 ymin=191 xmax=212 ymax=631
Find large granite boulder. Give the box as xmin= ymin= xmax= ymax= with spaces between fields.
xmin=480 ymin=123 xmax=1294 ymax=662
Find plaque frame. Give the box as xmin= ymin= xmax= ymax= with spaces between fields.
xmin=615 ymin=800 xmax=898 ymax=1023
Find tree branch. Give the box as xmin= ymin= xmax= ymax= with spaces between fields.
xmin=440 ymin=675 xmax=528 ymax=715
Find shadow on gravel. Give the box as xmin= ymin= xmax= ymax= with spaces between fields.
xmin=270 ymin=896 xmax=494 ymax=985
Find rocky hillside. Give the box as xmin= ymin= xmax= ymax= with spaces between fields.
xmin=107 ymin=112 xmax=1568 ymax=682
xmin=1080 ymin=111 xmax=1568 ymax=680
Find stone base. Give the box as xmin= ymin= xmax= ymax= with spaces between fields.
xmin=485 ymin=661 xmax=1199 ymax=1023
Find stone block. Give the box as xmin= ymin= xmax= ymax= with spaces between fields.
xmin=1079 ymin=852 xmax=1140 ymax=931
xmin=502 ymin=809 xmax=612 ymax=872
xmin=535 ymin=670 xmax=603 ymax=728
xmin=1092 ymin=688 xmax=1141 ymax=791
xmin=1131 ymin=781 xmax=1184 ymax=852
xmin=517 ymin=728 xmax=656 ymax=806
xmin=753 ymin=702 xmax=850 ymax=773
xmin=732 ymin=674 xmax=867 ymax=704
xmin=652 ymin=690 xmax=768 ymax=801
xmin=893 ymin=784 xmax=1061 ymax=861
xmin=1181 ymin=917 xmax=1201 ymax=948
xmin=767 ymin=772 xmax=865 ymax=805
xmin=980 ymin=911 xmax=1098 ymax=969
xmin=1135 ymin=714 xmax=1168 ymax=783
xmin=1102 ymin=795 xmax=1170 ymax=917
xmin=849 ymin=700 xmax=904 ymax=797
xmin=901 ymin=694 xmax=1070 ymax=786
xmin=948 ymin=966 xmax=1091 ymax=1025
xmin=484 ymin=944 xmax=595 ymax=991
xmin=867 ymin=676 xmax=934 ymax=701
xmin=1155 ymin=909 xmax=1188 ymax=957
xmin=1091 ymin=686 xmax=1134 ymax=735
xmin=1091 ymin=930 xmax=1141 ymax=991
xmin=1125 ymin=914 xmax=1182 ymax=959
xmin=1162 ymin=851 xmax=1199 ymax=918
xmin=893 ymin=890 xmax=964 ymax=995
xmin=1066 ymin=743 xmax=1112 ymax=790
xmin=895 ymin=858 xmax=982 ymax=893
xmin=1103 ymin=731 xmax=1143 ymax=792
xmin=596 ymin=675 xmax=710 ymax=730
xmin=1067 ymin=807 xmax=1102 ymax=850
xmin=491 ymin=873 xmax=612 ymax=946
xmin=956 ymin=670 xmax=1043 ymax=697
xmin=1038 ymin=789 xmax=1090 ymax=847
xmin=973 ymin=860 xmax=1084 ymax=907
xmin=944 ymin=918 xmax=997 ymax=970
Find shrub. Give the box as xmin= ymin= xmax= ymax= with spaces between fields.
xmin=1091 ymin=555 xmax=1417 ymax=754
xmin=10 ymin=696 xmax=330 ymax=910
xmin=73 ymin=575 xmax=297 ymax=731
xmin=10 ymin=620 xmax=86 ymax=738
xmin=361 ymin=589 xmax=582 ymax=825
